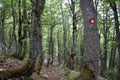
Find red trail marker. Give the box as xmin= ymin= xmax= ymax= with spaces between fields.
xmin=89 ymin=18 xmax=95 ymax=25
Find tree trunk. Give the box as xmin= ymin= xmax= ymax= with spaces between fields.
xmin=24 ymin=0 xmax=45 ymax=76
xmin=17 ymin=0 xmax=23 ymax=58
xmin=109 ymin=47 xmax=116 ymax=69
xmin=80 ymin=0 xmax=100 ymax=79
xmin=110 ymin=2 xmax=120 ymax=80
xmin=0 ymin=5 xmax=6 ymax=55
xmin=108 ymin=47 xmax=116 ymax=80
xmin=57 ymin=29 xmax=61 ymax=64
xmin=9 ymin=0 xmax=17 ymax=56
xmin=21 ymin=0 xmax=28 ymax=59
xmin=72 ymin=0 xmax=77 ymax=55
xmin=60 ymin=0 xmax=67 ymax=64
xmin=80 ymin=34 xmax=84 ymax=68
xmin=35 ymin=24 xmax=44 ymax=74
xmin=47 ymin=24 xmax=55 ymax=66
xmin=67 ymin=0 xmax=78 ymax=70
xmin=100 ymin=7 xmax=109 ymax=77
xmin=11 ymin=0 xmax=24 ymax=59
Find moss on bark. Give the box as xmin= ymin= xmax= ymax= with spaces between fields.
xmin=0 ymin=60 xmax=29 ymax=79
xmin=34 ymin=61 xmax=42 ymax=74
xmin=79 ymin=64 xmax=96 ymax=80
xmin=74 ymin=64 xmax=96 ymax=80
xmin=66 ymin=51 xmax=77 ymax=70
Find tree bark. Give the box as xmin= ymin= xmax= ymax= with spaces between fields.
xmin=108 ymin=47 xmax=116 ymax=80
xmin=21 ymin=0 xmax=28 ymax=59
xmin=47 ymin=24 xmax=55 ymax=66
xmin=67 ymin=0 xmax=78 ymax=70
xmin=17 ymin=0 xmax=23 ymax=58
xmin=80 ymin=0 xmax=100 ymax=79
xmin=0 ymin=5 xmax=6 ymax=54
xmin=24 ymin=0 xmax=45 ymax=76
xmin=57 ymin=29 xmax=61 ymax=64
xmin=109 ymin=47 xmax=116 ymax=69
xmin=110 ymin=2 xmax=120 ymax=80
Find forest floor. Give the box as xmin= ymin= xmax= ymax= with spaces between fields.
xmin=31 ymin=65 xmax=79 ymax=80
xmin=0 ymin=58 xmax=79 ymax=80
xmin=31 ymin=59 xmax=79 ymax=80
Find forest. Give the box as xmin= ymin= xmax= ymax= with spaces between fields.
xmin=0 ymin=0 xmax=120 ymax=80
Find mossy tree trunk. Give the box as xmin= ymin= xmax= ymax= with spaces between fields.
xmin=80 ymin=0 xmax=100 ymax=79
xmin=17 ymin=0 xmax=23 ymax=58
xmin=0 ymin=61 xmax=29 ymax=79
xmin=0 ymin=2 xmax=6 ymax=55
xmin=21 ymin=0 xmax=28 ymax=59
xmin=24 ymin=0 xmax=45 ymax=76
xmin=2 ymin=0 xmax=36 ymax=76
xmin=67 ymin=0 xmax=79 ymax=70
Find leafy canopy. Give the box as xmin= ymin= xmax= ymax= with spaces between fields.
xmin=105 ymin=0 xmax=120 ymax=3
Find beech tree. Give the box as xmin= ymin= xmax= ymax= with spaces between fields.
xmin=1 ymin=0 xmax=120 ymax=79
xmin=25 ymin=0 xmax=45 ymax=75
xmin=67 ymin=0 xmax=79 ymax=70
xmin=0 ymin=2 xmax=6 ymax=55
xmin=79 ymin=0 xmax=100 ymax=79
xmin=47 ymin=24 xmax=55 ymax=66
xmin=60 ymin=0 xmax=67 ymax=64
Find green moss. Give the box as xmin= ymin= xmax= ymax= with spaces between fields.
xmin=66 ymin=51 xmax=77 ymax=70
xmin=0 ymin=60 xmax=29 ymax=79
xmin=34 ymin=61 xmax=42 ymax=74
xmin=79 ymin=64 xmax=96 ymax=80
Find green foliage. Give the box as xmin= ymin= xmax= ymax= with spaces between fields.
xmin=105 ymin=0 xmax=120 ymax=3
xmin=107 ymin=67 xmax=118 ymax=80
xmin=109 ymin=41 xmax=118 ymax=48
xmin=65 ymin=67 xmax=79 ymax=79
xmin=0 ymin=0 xmax=119 ymax=79
xmin=68 ymin=71 xmax=78 ymax=79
